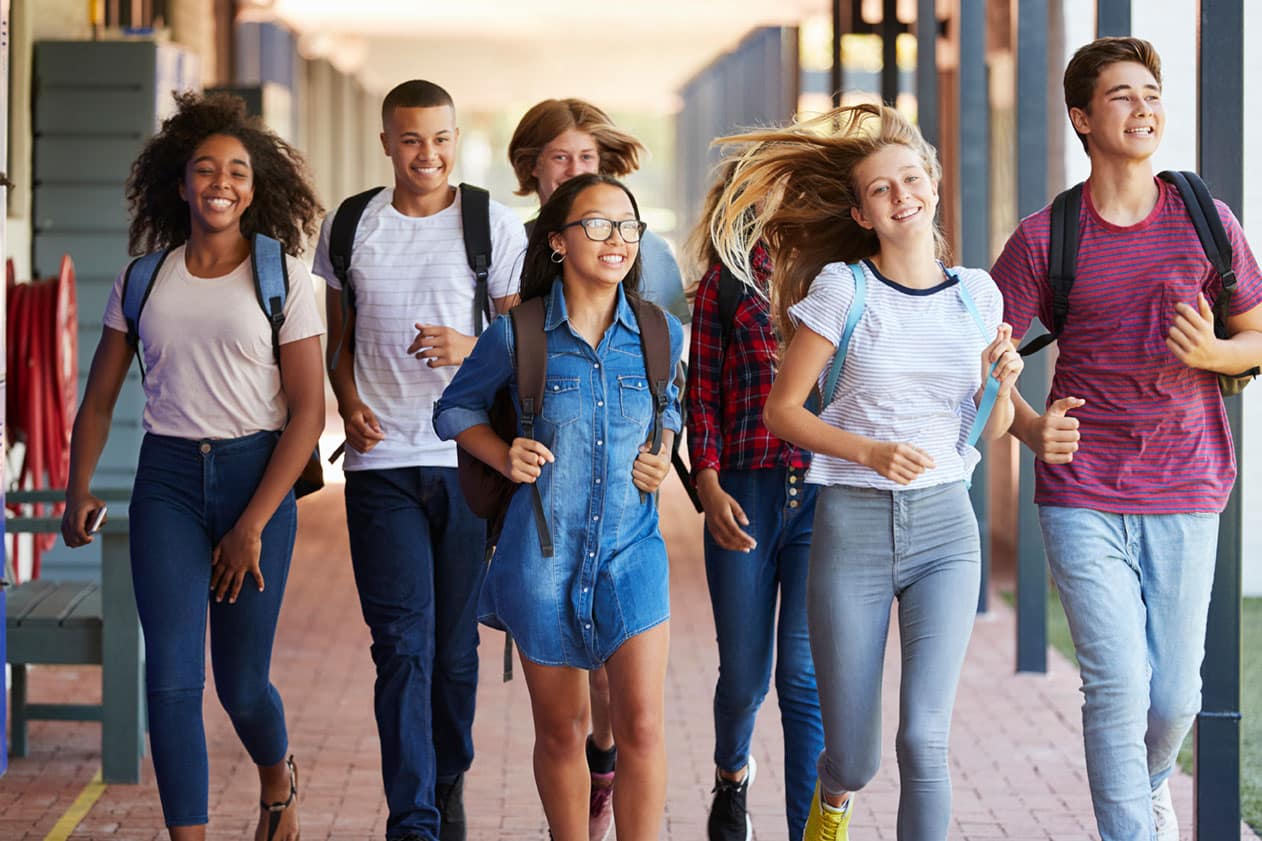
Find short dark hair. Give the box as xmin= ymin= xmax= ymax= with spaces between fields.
xmin=1064 ymin=37 xmax=1162 ymax=153
xmin=381 ymin=80 xmax=455 ymax=125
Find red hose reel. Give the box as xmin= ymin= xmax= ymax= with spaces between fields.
xmin=6 ymin=255 xmax=78 ymax=581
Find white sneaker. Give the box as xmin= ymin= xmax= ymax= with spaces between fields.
xmin=1151 ymin=780 xmax=1179 ymax=841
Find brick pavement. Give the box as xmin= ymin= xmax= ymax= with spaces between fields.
xmin=3 ymin=481 xmax=1257 ymax=840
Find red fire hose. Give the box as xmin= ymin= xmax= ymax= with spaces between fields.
xmin=6 ymin=255 xmax=78 ymax=581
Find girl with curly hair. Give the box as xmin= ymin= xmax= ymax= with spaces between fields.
xmin=711 ymin=104 xmax=1022 ymax=841
xmin=60 ymin=91 xmax=325 ymax=841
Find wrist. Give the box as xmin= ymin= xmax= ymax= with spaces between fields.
xmin=694 ymin=467 xmax=720 ymax=489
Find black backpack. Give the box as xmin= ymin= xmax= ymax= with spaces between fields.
xmin=325 ymin=183 xmax=494 ymax=462
xmin=1017 ymin=170 xmax=1260 ymax=395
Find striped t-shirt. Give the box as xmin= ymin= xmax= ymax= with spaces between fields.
xmin=313 ymin=187 xmax=527 ymax=471
xmin=788 ymin=260 xmax=1003 ymax=490
xmin=990 ymin=177 xmax=1262 ymax=514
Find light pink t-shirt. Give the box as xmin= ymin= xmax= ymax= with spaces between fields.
xmin=103 ymin=245 xmax=325 ymax=440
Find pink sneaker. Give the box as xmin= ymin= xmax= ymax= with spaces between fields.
xmin=588 ymin=770 xmax=615 ymax=841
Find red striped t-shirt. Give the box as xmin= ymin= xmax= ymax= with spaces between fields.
xmin=990 ymin=177 xmax=1262 ymax=514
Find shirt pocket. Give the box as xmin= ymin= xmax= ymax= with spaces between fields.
xmin=618 ymin=375 xmax=653 ymax=427
xmin=540 ymin=377 xmax=582 ymax=427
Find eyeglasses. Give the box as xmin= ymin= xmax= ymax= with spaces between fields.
xmin=559 ymin=217 xmax=647 ymax=243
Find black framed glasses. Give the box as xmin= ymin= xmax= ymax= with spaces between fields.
xmin=559 ymin=217 xmax=647 ymax=243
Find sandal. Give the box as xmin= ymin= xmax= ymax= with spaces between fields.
xmin=258 ymin=755 xmax=299 ymax=841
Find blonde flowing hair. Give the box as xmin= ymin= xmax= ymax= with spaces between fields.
xmin=682 ymin=157 xmax=740 ymax=303
xmin=711 ymin=103 xmax=947 ymax=343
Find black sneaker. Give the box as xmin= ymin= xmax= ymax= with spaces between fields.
xmin=707 ymin=756 xmax=756 ymax=841
xmin=435 ymin=774 xmax=466 ymax=841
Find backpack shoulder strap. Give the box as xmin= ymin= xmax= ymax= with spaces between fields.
xmin=459 ymin=183 xmax=494 ymax=335
xmin=250 ymin=233 xmax=289 ymax=367
xmin=508 ymin=296 xmax=552 ymax=557
xmin=954 ymin=274 xmax=1001 ymax=450
xmin=716 ymin=263 xmax=744 ymax=354
xmin=820 ymin=263 xmax=867 ymax=408
xmin=1017 ymin=182 xmax=1083 ymax=356
xmin=120 ymin=248 xmax=173 ymax=378
xmin=631 ymin=299 xmax=673 ymax=457
xmin=1158 ymin=170 xmax=1236 ymax=291
xmin=328 ymin=186 xmax=385 ymax=290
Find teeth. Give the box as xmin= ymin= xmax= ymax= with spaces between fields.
xmin=415 ymin=166 xmax=441 ymax=174
xmin=207 ymin=198 xmax=232 ymax=209
xmin=599 ymin=255 xmax=624 ymax=264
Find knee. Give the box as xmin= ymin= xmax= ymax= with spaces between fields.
xmin=214 ymin=677 xmax=272 ymax=721
xmin=1148 ymin=689 xmax=1200 ymax=741
xmin=611 ymin=705 xmax=665 ymax=757
xmin=714 ymin=677 xmax=768 ymax=718
xmin=821 ymin=750 xmax=877 ymax=793
xmin=368 ymin=615 xmax=433 ymax=664
xmin=535 ymin=712 xmax=588 ymax=761
xmin=895 ymin=720 xmax=950 ymax=782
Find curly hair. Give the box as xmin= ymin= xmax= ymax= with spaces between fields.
xmin=508 ymin=99 xmax=645 ymax=197
xmin=520 ymin=174 xmax=643 ymax=303
xmin=710 ymin=103 xmax=947 ymax=343
xmin=126 ymin=91 xmax=322 ymax=256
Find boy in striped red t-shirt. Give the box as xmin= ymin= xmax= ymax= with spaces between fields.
xmin=991 ymin=36 xmax=1262 ymax=841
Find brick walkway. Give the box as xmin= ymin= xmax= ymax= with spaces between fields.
xmin=3 ymin=482 xmax=1257 ymax=840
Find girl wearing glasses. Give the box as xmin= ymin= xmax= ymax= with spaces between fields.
xmin=711 ymin=105 xmax=1021 ymax=841
xmin=434 ymin=174 xmax=683 ymax=841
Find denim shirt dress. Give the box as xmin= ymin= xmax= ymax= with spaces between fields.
xmin=434 ymin=279 xmax=684 ymax=668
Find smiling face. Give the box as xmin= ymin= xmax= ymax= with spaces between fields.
xmin=533 ymin=128 xmax=601 ymax=204
xmin=1070 ymin=60 xmax=1164 ymax=163
xmin=179 ymin=133 xmax=255 ymax=236
xmin=380 ymin=104 xmax=458 ymax=199
xmin=849 ymin=143 xmax=939 ymax=246
xmin=548 ymin=183 xmax=640 ymax=290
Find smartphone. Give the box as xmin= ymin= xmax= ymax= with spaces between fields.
xmin=88 ymin=506 xmax=108 ymax=535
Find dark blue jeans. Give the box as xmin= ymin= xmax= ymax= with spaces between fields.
xmin=704 ymin=467 xmax=823 ymax=840
xmin=130 ymin=431 xmax=295 ymax=827
xmin=345 ymin=466 xmax=484 ymax=841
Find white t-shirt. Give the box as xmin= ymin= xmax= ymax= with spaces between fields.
xmin=788 ymin=260 xmax=1003 ymax=490
xmin=103 ymin=245 xmax=325 ymax=440
xmin=313 ymin=187 xmax=527 ymax=471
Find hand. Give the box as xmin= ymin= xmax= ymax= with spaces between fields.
xmin=61 ymin=493 xmax=106 ymax=548
xmin=863 ymin=441 xmax=935 ymax=485
xmin=982 ymin=323 xmax=1023 ymax=397
xmin=408 ymin=323 xmax=477 ymax=368
xmin=340 ymin=401 xmax=386 ymax=453
xmin=210 ymin=521 xmax=265 ymax=604
xmin=1167 ymin=293 xmax=1221 ymax=371
xmin=695 ymin=469 xmax=757 ymax=552
xmin=632 ymin=443 xmax=671 ymax=494
xmin=507 ymin=438 xmax=554 ymax=483
xmin=1029 ymin=396 xmax=1085 ymax=464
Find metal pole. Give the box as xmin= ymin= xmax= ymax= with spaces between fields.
xmin=882 ymin=0 xmax=899 ymax=105
xmin=1195 ymin=1 xmax=1243 ymax=833
xmin=916 ymin=0 xmax=938 ymax=146
xmin=1014 ymin=0 xmax=1050 ymax=672
xmin=1095 ymin=0 xmax=1131 ymax=37
xmin=959 ymin=0 xmax=990 ymax=612
xmin=832 ymin=0 xmax=843 ymax=107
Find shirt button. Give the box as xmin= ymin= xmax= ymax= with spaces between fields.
xmin=199 ymin=442 xmax=211 ymax=454
xmin=583 ymin=586 xmax=589 ymax=593
xmin=595 ymin=478 xmax=601 ymax=485
xmin=593 ymin=515 xmax=600 ymax=521
xmin=597 ymin=440 xmax=603 ymax=446
xmin=589 ymin=551 xmax=595 ymax=557
xmin=594 ymin=363 xmax=601 ymax=369
xmin=585 ymin=623 xmax=592 ymax=630
xmin=553 ymin=385 xmax=560 ymax=391
xmin=597 ymin=400 xmax=604 ymax=407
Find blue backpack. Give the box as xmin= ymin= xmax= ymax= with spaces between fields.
xmin=121 ymin=233 xmax=324 ymax=497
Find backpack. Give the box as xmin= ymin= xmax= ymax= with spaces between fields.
xmin=457 ymin=295 xmax=677 ymax=558
xmin=324 ymin=183 xmax=494 ymax=462
xmin=1016 ymin=170 xmax=1260 ymax=395
xmin=121 ymin=233 xmax=324 ymax=498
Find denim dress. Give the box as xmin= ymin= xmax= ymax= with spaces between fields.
xmin=434 ymin=280 xmax=684 ymax=668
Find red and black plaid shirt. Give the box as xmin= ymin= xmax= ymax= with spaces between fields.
xmin=686 ymin=244 xmax=810 ymax=474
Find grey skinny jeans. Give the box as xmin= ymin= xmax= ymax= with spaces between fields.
xmin=808 ymin=481 xmax=980 ymax=841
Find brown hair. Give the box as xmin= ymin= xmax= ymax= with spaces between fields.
xmin=508 ymin=99 xmax=644 ymax=197
xmin=1063 ymin=37 xmax=1162 ymax=153
xmin=682 ymin=157 xmax=740 ymax=302
xmin=710 ymin=103 xmax=946 ymax=343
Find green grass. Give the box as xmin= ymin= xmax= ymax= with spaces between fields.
xmin=1001 ymin=589 xmax=1262 ymax=833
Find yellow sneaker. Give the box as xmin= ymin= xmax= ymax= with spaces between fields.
xmin=802 ymin=781 xmax=852 ymax=841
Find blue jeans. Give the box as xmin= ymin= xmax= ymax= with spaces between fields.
xmin=808 ymin=482 xmax=980 ymax=841
xmin=130 ymin=431 xmax=295 ymax=827
xmin=704 ymin=467 xmax=822 ymax=840
xmin=1039 ymin=506 xmax=1219 ymax=841
xmin=345 ymin=467 xmax=484 ymax=841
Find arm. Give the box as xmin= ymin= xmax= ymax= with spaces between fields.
xmin=763 ymin=326 xmax=935 ymax=485
xmin=60 ymin=326 xmax=134 ymax=547
xmin=210 ymin=335 xmax=325 ymax=603
xmin=1167 ymin=295 xmax=1262 ymax=374
xmin=326 ymin=286 xmax=385 ymax=452
xmin=977 ymin=324 xmax=1022 ymax=440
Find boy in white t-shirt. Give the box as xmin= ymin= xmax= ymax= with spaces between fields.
xmin=314 ymin=80 xmax=526 ymax=841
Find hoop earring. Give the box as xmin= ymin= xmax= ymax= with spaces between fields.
xmin=550 ymin=250 xmax=565 ymax=264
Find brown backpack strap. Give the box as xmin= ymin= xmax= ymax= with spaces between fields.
xmin=631 ymin=299 xmax=673 ymax=457
xmin=509 ymin=297 xmax=553 ymax=557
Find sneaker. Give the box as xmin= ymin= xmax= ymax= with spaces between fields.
xmin=707 ymin=756 xmax=757 ymax=841
xmin=1152 ymin=780 xmax=1179 ymax=841
xmin=802 ymin=781 xmax=852 ymax=841
xmin=588 ymin=770 xmax=615 ymax=841
xmin=435 ymin=774 xmax=466 ymax=841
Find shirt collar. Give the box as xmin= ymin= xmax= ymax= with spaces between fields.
xmin=543 ymin=278 xmax=641 ymax=335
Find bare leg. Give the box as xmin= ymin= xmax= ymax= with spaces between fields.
xmin=519 ymin=655 xmax=592 ymax=841
xmin=169 ymin=827 xmax=206 ymax=841
xmin=255 ymin=756 xmax=300 ymax=841
xmin=602 ymin=622 xmax=670 ymax=841
xmin=588 ymin=667 xmax=615 ymax=751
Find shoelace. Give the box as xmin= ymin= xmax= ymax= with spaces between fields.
xmin=711 ymin=777 xmax=747 ymax=823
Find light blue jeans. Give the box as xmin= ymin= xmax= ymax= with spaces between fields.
xmin=808 ymin=482 xmax=980 ymax=841
xmin=1039 ymin=506 xmax=1219 ymax=841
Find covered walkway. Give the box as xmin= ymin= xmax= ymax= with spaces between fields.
xmin=2 ymin=482 xmax=1256 ymax=840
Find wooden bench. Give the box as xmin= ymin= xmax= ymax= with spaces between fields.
xmin=5 ymin=489 xmax=144 ymax=783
